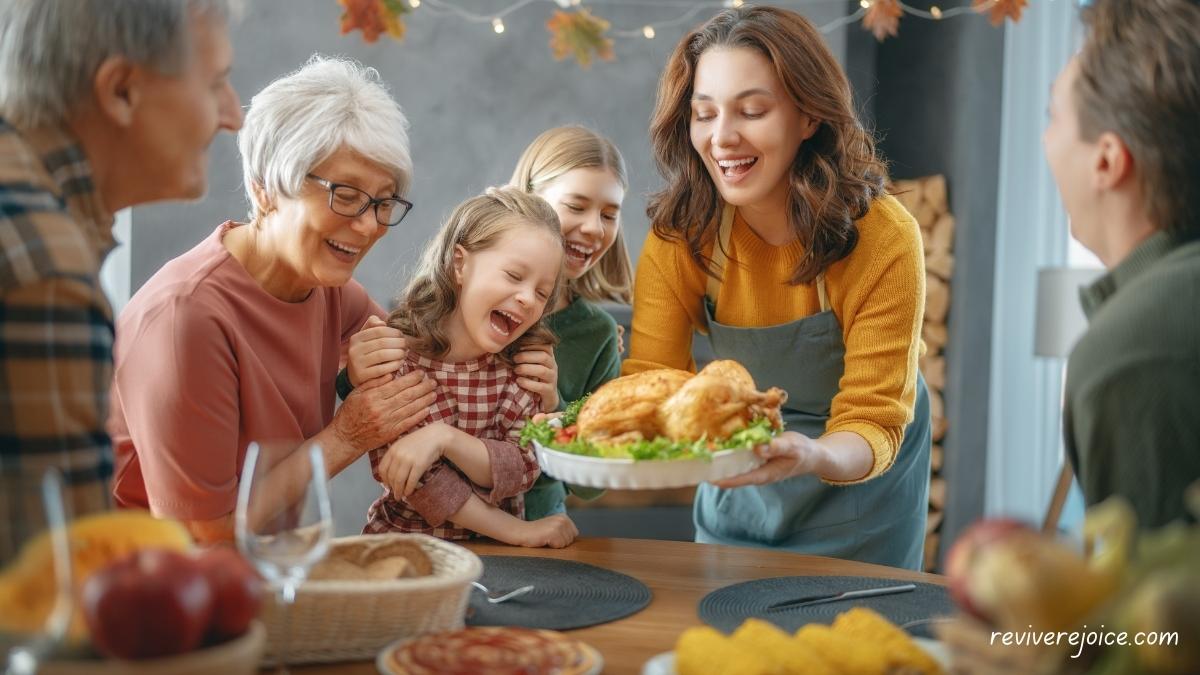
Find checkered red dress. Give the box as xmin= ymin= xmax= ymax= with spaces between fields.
xmin=363 ymin=353 xmax=541 ymax=540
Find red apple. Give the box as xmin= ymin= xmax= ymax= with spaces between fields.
xmin=944 ymin=517 xmax=1031 ymax=621
xmin=82 ymin=549 xmax=214 ymax=659
xmin=193 ymin=546 xmax=263 ymax=642
xmin=966 ymin=531 xmax=1117 ymax=632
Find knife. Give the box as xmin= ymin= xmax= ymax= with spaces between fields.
xmin=764 ymin=583 xmax=917 ymax=611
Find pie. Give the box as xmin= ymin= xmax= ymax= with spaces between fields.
xmin=379 ymin=627 xmax=602 ymax=675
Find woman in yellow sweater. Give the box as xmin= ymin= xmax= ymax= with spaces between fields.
xmin=627 ymin=6 xmax=931 ymax=569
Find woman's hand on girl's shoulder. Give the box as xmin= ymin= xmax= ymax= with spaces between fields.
xmin=332 ymin=370 xmax=437 ymax=451
xmin=513 ymin=345 xmax=560 ymax=413
xmin=348 ymin=315 xmax=408 ymax=386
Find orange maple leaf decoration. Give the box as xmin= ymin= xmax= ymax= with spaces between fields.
xmin=973 ymin=0 xmax=1028 ymax=26
xmin=339 ymin=0 xmax=407 ymax=44
xmin=862 ymin=0 xmax=903 ymax=42
xmin=546 ymin=9 xmax=615 ymax=69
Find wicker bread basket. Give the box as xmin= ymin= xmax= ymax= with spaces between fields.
xmin=260 ymin=533 xmax=482 ymax=665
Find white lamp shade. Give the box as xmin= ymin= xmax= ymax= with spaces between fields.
xmin=1034 ymin=267 xmax=1104 ymax=358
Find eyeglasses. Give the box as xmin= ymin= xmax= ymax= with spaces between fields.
xmin=306 ymin=174 xmax=413 ymax=226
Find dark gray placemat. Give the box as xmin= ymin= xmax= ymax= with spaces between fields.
xmin=699 ymin=576 xmax=954 ymax=638
xmin=466 ymin=556 xmax=652 ymax=631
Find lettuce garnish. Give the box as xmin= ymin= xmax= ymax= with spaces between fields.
xmin=520 ymin=402 xmax=777 ymax=462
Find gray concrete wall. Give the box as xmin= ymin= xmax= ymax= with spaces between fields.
xmin=130 ymin=0 xmax=848 ymax=295
xmin=126 ymin=1 xmax=849 ymax=536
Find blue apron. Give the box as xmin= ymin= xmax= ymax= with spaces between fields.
xmin=693 ymin=206 xmax=931 ymax=570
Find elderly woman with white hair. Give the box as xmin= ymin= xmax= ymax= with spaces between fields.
xmin=108 ymin=55 xmax=439 ymax=543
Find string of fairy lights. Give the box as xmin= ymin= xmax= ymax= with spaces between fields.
xmin=398 ymin=0 xmax=1007 ymax=38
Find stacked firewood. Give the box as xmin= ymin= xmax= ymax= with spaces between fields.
xmin=892 ymin=175 xmax=954 ymax=573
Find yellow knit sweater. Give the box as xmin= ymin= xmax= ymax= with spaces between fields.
xmin=623 ymin=195 xmax=925 ymax=482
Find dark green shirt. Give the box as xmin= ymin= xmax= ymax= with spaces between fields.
xmin=523 ymin=297 xmax=621 ymax=520
xmin=1064 ymin=232 xmax=1200 ymax=528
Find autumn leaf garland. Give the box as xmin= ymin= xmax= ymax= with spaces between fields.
xmin=862 ymin=0 xmax=903 ymax=42
xmin=864 ymin=0 xmax=1032 ymax=41
xmin=335 ymin=0 xmax=1029 ymax=59
xmin=546 ymin=9 xmax=615 ymax=69
xmin=338 ymin=3 xmax=615 ymax=68
xmin=974 ymin=0 xmax=1029 ymax=27
xmin=338 ymin=0 xmax=409 ymax=44
xmin=863 ymin=0 xmax=1027 ymax=41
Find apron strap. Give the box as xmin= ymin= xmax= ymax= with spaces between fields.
xmin=705 ymin=204 xmax=832 ymax=316
xmin=704 ymin=204 xmax=736 ymax=307
xmin=699 ymin=205 xmax=736 ymax=336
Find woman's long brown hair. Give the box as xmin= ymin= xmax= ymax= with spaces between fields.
xmin=647 ymin=6 xmax=887 ymax=284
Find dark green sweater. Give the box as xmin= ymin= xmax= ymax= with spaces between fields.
xmin=1064 ymin=232 xmax=1200 ymax=528
xmin=523 ymin=297 xmax=622 ymax=520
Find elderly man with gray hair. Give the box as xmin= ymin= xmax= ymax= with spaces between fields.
xmin=0 ymin=0 xmax=243 ymax=516
xmin=107 ymin=55 xmax=441 ymax=544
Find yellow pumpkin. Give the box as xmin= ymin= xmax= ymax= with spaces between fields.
xmin=0 ymin=509 xmax=193 ymax=641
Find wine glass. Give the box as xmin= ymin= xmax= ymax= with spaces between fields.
xmin=235 ymin=441 xmax=332 ymax=672
xmin=1 ymin=469 xmax=72 ymax=675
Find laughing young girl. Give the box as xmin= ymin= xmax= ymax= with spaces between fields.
xmin=361 ymin=186 xmax=578 ymax=547
xmin=509 ymin=126 xmax=634 ymax=520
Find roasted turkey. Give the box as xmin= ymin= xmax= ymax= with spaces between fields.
xmin=692 ymin=359 xmax=755 ymax=389
xmin=575 ymin=368 xmax=692 ymax=443
xmin=575 ymin=360 xmax=786 ymax=444
xmin=691 ymin=360 xmax=786 ymax=432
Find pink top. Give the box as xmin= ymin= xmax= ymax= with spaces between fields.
xmin=108 ymin=222 xmax=383 ymax=519
xmin=364 ymin=352 xmax=541 ymax=540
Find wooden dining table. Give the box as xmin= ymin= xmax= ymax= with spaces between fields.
xmin=294 ymin=537 xmax=946 ymax=675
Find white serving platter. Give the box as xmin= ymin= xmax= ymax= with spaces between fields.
xmin=533 ymin=440 xmax=763 ymax=490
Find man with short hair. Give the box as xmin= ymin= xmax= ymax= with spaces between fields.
xmin=1043 ymin=0 xmax=1200 ymax=527
xmin=0 ymin=0 xmax=243 ymax=514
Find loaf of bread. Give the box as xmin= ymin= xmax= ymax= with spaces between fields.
xmin=309 ymin=537 xmax=433 ymax=581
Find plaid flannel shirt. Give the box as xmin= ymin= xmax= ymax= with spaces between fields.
xmin=364 ymin=353 xmax=541 ymax=540
xmin=0 ymin=117 xmax=116 ymax=517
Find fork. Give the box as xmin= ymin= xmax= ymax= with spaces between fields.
xmin=471 ymin=581 xmax=535 ymax=604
